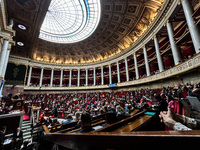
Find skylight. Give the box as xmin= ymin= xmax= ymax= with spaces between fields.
xmin=39 ymin=0 xmax=101 ymax=43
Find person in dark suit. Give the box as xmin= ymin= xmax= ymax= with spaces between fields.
xmin=74 ymin=113 xmax=94 ymax=133
xmin=0 ymin=126 xmax=6 ymax=150
xmin=13 ymin=127 xmax=23 ymax=150
xmin=53 ymin=107 xmax=58 ymax=118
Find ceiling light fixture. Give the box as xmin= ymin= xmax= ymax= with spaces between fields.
xmin=17 ymin=42 xmax=24 ymax=46
xmin=18 ymin=24 xmax=26 ymax=30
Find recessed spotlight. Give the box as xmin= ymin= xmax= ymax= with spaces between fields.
xmin=17 ymin=42 xmax=24 ymax=46
xmin=18 ymin=24 xmax=26 ymax=30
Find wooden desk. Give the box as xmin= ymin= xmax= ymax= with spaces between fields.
xmin=91 ymin=110 xmax=147 ymax=133
xmin=112 ymin=115 xmax=153 ymax=133
xmin=129 ymin=109 xmax=140 ymax=115
xmin=42 ymin=130 xmax=200 ymax=149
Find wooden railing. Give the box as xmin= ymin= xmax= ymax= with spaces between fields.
xmin=42 ymin=126 xmax=200 ymax=149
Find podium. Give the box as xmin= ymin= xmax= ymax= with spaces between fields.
xmin=30 ymin=106 xmax=41 ymax=124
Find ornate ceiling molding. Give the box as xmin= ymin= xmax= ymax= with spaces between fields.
xmin=0 ymin=0 xmax=15 ymax=44
xmin=9 ymin=0 xmax=179 ymax=70
xmin=7 ymin=0 xmax=171 ymax=65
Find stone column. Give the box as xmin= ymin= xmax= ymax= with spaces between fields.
xmin=116 ymin=61 xmax=120 ymax=83
xmin=69 ymin=69 xmax=72 ymax=87
xmin=0 ymin=39 xmax=9 ymax=77
xmin=60 ymin=69 xmax=63 ymax=87
xmin=182 ymin=0 xmax=200 ymax=53
xmin=77 ymin=69 xmax=80 ymax=87
xmin=143 ymin=46 xmax=150 ymax=76
xmin=93 ymin=68 xmax=96 ymax=86
xmin=153 ymin=35 xmax=164 ymax=72
xmin=27 ymin=66 xmax=32 ymax=86
xmin=101 ymin=66 xmax=104 ymax=85
xmin=124 ymin=58 xmax=129 ymax=81
xmin=39 ymin=68 xmax=44 ymax=87
xmin=166 ymin=21 xmax=182 ymax=65
xmin=85 ymin=69 xmax=88 ymax=86
xmin=134 ymin=53 xmax=139 ymax=79
xmin=2 ymin=49 xmax=10 ymax=79
xmin=50 ymin=69 xmax=54 ymax=87
xmin=109 ymin=64 xmax=112 ymax=84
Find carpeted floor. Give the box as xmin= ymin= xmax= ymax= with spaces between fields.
xmin=23 ymin=113 xmax=30 ymax=121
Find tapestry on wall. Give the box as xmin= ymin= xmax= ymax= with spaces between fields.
xmin=5 ymin=63 xmax=27 ymax=85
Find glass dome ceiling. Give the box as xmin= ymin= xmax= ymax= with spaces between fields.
xmin=39 ymin=0 xmax=101 ymax=43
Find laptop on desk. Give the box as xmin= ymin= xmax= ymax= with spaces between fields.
xmin=187 ymin=96 xmax=200 ymax=112
xmin=180 ymin=97 xmax=200 ymax=119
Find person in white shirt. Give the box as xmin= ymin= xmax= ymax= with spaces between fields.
xmin=159 ymin=106 xmax=200 ymax=130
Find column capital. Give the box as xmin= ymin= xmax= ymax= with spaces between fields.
xmin=164 ymin=19 xmax=169 ymax=26
xmin=178 ymin=0 xmax=182 ymax=5
xmin=2 ymin=37 xmax=10 ymax=41
xmin=60 ymin=68 xmax=63 ymax=70
xmin=142 ymin=45 xmax=146 ymax=49
xmin=100 ymin=66 xmax=103 ymax=69
xmin=152 ymin=35 xmax=157 ymax=40
xmin=41 ymin=67 xmax=44 ymax=69
xmin=124 ymin=57 xmax=127 ymax=60
xmin=51 ymin=68 xmax=54 ymax=70
xmin=85 ymin=68 xmax=88 ymax=70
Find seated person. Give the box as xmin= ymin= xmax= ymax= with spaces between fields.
xmin=116 ymin=105 xmax=130 ymax=121
xmin=160 ymin=106 xmax=200 ymax=130
xmin=74 ymin=113 xmax=94 ymax=133
xmin=45 ymin=117 xmax=52 ymax=126
xmin=4 ymin=105 xmax=13 ymax=114
xmin=51 ymin=119 xmax=60 ymax=127
xmin=0 ymin=107 xmax=3 ymax=115
xmin=154 ymin=95 xmax=168 ymax=111
xmin=104 ymin=111 xmax=118 ymax=126
xmin=0 ymin=126 xmax=6 ymax=150
xmin=13 ymin=127 xmax=23 ymax=149
xmin=61 ymin=114 xmax=74 ymax=128
xmin=62 ymin=114 xmax=74 ymax=124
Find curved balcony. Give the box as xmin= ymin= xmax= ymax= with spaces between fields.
xmin=24 ymin=53 xmax=200 ymax=91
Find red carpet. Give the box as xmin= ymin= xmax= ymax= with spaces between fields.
xmin=23 ymin=113 xmax=30 ymax=121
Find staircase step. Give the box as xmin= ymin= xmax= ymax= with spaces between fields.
xmin=23 ymin=135 xmax=32 ymax=140
xmin=22 ymin=123 xmax=31 ymax=126
xmin=22 ymin=128 xmax=32 ymax=132
xmin=23 ymin=131 xmax=31 ymax=136
xmin=22 ymin=125 xmax=31 ymax=129
xmin=22 ymin=120 xmax=30 ymax=122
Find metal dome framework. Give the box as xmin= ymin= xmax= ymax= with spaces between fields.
xmin=39 ymin=0 xmax=101 ymax=43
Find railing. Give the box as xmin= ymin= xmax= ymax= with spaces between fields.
xmin=42 ymin=127 xmax=200 ymax=149
xmin=25 ymin=52 xmax=200 ymax=90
